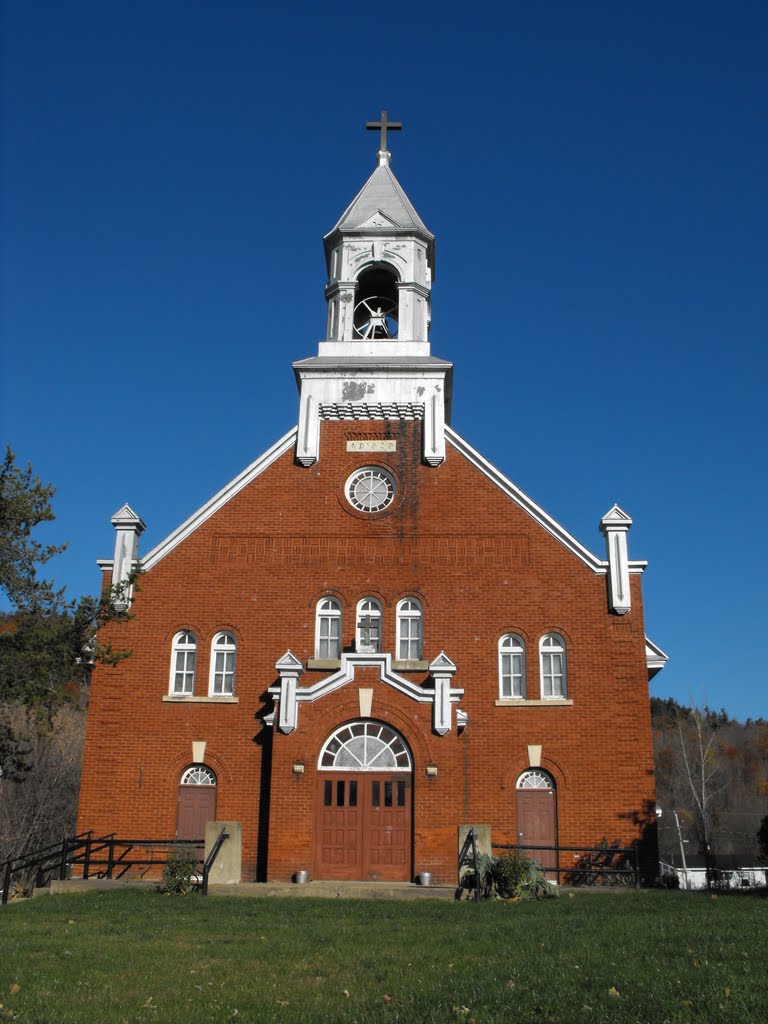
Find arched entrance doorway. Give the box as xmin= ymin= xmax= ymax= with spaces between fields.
xmin=177 ymin=765 xmax=217 ymax=840
xmin=516 ymin=769 xmax=557 ymax=879
xmin=314 ymin=721 xmax=412 ymax=882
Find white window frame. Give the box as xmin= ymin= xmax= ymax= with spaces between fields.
xmin=517 ymin=769 xmax=554 ymax=790
xmin=540 ymin=633 xmax=567 ymax=698
xmin=499 ymin=633 xmax=526 ymax=699
xmin=170 ymin=631 xmax=197 ymax=695
xmin=396 ymin=597 xmax=422 ymax=661
xmin=318 ymin=721 xmax=412 ymax=772
xmin=180 ymin=765 xmax=217 ymax=786
xmin=209 ymin=631 xmax=237 ymax=696
xmin=355 ymin=598 xmax=382 ymax=654
xmin=316 ymin=598 xmax=342 ymax=660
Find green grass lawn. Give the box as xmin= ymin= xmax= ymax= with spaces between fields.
xmin=0 ymin=889 xmax=766 ymax=1024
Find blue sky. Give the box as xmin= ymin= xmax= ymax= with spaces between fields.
xmin=2 ymin=2 xmax=766 ymax=721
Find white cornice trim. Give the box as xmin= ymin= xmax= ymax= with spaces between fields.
xmin=141 ymin=427 xmax=298 ymax=572
xmin=646 ymin=636 xmax=669 ymax=678
xmin=445 ymin=426 xmax=607 ymax=573
xmin=268 ymin=652 xmax=463 ymax=706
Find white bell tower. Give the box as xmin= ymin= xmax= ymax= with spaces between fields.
xmin=294 ymin=112 xmax=452 ymax=467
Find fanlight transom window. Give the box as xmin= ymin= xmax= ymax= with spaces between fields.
xmin=180 ymin=765 xmax=217 ymax=786
xmin=319 ymin=721 xmax=412 ymax=772
xmin=517 ymin=770 xmax=553 ymax=790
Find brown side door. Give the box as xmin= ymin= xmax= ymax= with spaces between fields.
xmin=177 ymin=785 xmax=217 ymax=841
xmin=516 ymin=788 xmax=557 ymax=879
xmin=314 ymin=772 xmax=411 ymax=881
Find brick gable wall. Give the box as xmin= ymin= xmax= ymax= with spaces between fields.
xmin=78 ymin=419 xmax=657 ymax=883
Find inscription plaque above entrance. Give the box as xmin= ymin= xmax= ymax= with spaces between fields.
xmin=346 ymin=440 xmax=397 ymax=452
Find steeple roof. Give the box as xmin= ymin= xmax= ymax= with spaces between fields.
xmin=329 ymin=162 xmax=434 ymax=238
xmin=324 ymin=161 xmax=435 ymax=274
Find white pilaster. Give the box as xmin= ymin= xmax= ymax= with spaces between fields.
xmin=296 ymin=392 xmax=320 ymax=467
xmin=429 ymin=652 xmax=458 ymax=735
xmin=599 ymin=505 xmax=633 ymax=615
xmin=423 ymin=388 xmax=446 ymax=466
xmin=110 ymin=504 xmax=146 ymax=610
xmin=275 ymin=651 xmax=304 ymax=734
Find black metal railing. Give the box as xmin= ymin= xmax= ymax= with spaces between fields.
xmin=2 ymin=831 xmax=95 ymax=905
xmin=1 ymin=833 xmax=207 ymax=905
xmin=492 ymin=842 xmax=641 ymax=888
xmin=85 ymin=837 xmax=205 ymax=881
xmin=457 ymin=827 xmax=483 ymax=901
xmin=201 ymin=826 xmax=230 ymax=896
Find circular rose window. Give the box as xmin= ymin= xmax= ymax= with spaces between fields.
xmin=345 ymin=467 xmax=396 ymax=513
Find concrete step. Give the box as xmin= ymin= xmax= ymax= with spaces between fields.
xmin=207 ymin=881 xmax=458 ymax=901
xmin=48 ymin=878 xmax=158 ymax=895
xmin=39 ymin=877 xmax=458 ymax=902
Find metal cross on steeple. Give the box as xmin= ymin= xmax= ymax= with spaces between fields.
xmin=366 ymin=110 xmax=402 ymax=153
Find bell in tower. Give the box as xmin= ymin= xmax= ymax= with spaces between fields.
xmin=352 ymin=265 xmax=399 ymax=340
xmin=294 ymin=112 xmax=451 ymax=467
xmin=322 ymin=111 xmax=434 ymax=350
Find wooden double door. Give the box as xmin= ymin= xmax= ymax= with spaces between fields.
xmin=314 ymin=772 xmax=412 ymax=881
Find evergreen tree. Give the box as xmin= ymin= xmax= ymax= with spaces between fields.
xmin=0 ymin=447 xmax=132 ymax=776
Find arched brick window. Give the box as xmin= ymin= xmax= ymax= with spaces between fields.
xmin=540 ymin=634 xmax=567 ymax=698
xmin=209 ymin=632 xmax=236 ymax=696
xmin=396 ymin=598 xmax=422 ymax=661
xmin=170 ymin=631 xmax=197 ymax=695
xmin=356 ymin=598 xmax=382 ymax=653
xmin=499 ymin=633 xmax=526 ymax=698
xmin=316 ymin=598 xmax=342 ymax=660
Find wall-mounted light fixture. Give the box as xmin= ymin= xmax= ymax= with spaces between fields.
xmin=292 ymin=762 xmax=305 ymax=775
xmin=425 ymin=765 xmax=438 ymax=777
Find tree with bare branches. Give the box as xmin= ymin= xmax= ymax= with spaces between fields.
xmin=677 ymin=707 xmax=729 ymax=883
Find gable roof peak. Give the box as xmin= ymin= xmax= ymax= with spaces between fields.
xmin=110 ymin=503 xmax=146 ymax=530
xmin=327 ymin=161 xmax=433 ymax=240
xmin=600 ymin=504 xmax=633 ymax=529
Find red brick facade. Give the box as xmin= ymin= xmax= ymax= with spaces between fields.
xmin=77 ymin=417 xmax=659 ymax=883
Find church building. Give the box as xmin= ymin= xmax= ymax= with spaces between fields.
xmin=77 ymin=115 xmax=668 ymax=884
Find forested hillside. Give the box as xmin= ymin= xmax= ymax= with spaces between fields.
xmin=651 ymin=697 xmax=768 ymax=860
